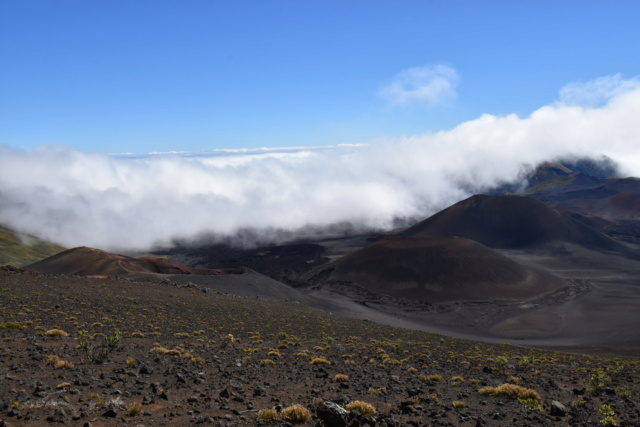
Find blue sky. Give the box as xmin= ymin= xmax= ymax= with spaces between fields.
xmin=2 ymin=1 xmax=639 ymax=154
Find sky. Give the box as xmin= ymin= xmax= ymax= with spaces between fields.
xmin=2 ymin=1 xmax=640 ymax=153
xmin=1 ymin=1 xmax=640 ymax=250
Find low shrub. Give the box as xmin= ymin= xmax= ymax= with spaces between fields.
xmin=0 ymin=322 xmax=26 ymax=330
xmin=128 ymin=402 xmax=142 ymax=416
xmin=479 ymin=384 xmax=540 ymax=400
xmin=346 ymin=400 xmax=376 ymax=415
xmin=46 ymin=355 xmax=74 ymax=370
xmin=333 ymin=374 xmax=349 ymax=382
xmin=77 ymin=328 xmax=122 ymax=364
xmin=257 ymin=409 xmax=278 ymax=421
xmin=281 ymin=404 xmax=312 ymax=423
xmin=45 ymin=328 xmax=69 ymax=337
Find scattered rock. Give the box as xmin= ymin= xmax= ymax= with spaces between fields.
xmin=46 ymin=407 xmax=67 ymax=423
xmin=550 ymin=400 xmax=567 ymax=417
xmin=253 ymin=386 xmax=267 ymax=397
xmin=139 ymin=365 xmax=153 ymax=375
xmin=102 ymin=408 xmax=117 ymax=418
xmin=316 ymin=401 xmax=348 ymax=427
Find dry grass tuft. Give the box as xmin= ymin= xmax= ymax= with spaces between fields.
xmin=174 ymin=332 xmax=191 ymax=338
xmin=333 ymin=374 xmax=349 ymax=382
xmin=150 ymin=346 xmax=183 ymax=356
xmin=345 ymin=400 xmax=376 ymax=415
xmin=281 ymin=404 xmax=312 ymax=423
xmin=46 ymin=355 xmax=74 ymax=370
xmin=310 ymin=357 xmax=330 ymax=365
xmin=44 ymin=329 xmax=69 ymax=337
xmin=0 ymin=322 xmax=26 ymax=330
xmin=189 ymin=356 xmax=205 ymax=366
xmin=256 ymin=409 xmax=279 ymax=421
xmin=46 ymin=355 xmax=60 ymax=365
xmin=479 ymin=383 xmax=540 ymax=400
xmin=128 ymin=402 xmax=143 ymax=416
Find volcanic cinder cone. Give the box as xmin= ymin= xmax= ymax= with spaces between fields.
xmin=305 ymin=237 xmax=563 ymax=302
xmin=24 ymin=246 xmax=230 ymax=277
xmin=400 ymin=194 xmax=632 ymax=253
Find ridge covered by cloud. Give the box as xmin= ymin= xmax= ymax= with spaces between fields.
xmin=2 ymin=74 xmax=640 ymax=251
xmin=378 ymin=64 xmax=459 ymax=106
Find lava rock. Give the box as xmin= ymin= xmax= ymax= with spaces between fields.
xmin=102 ymin=408 xmax=117 ymax=418
xmin=550 ymin=400 xmax=567 ymax=417
xmin=46 ymin=407 xmax=68 ymax=423
xmin=316 ymin=401 xmax=348 ymax=427
xmin=139 ymin=365 xmax=153 ymax=375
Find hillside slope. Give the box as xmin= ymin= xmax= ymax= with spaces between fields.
xmin=304 ymin=237 xmax=563 ymax=302
xmin=399 ymin=194 xmax=633 ymax=254
xmin=24 ymin=246 xmax=318 ymax=303
xmin=0 ymin=225 xmax=65 ymax=267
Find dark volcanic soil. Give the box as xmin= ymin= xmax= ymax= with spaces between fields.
xmin=2 ymin=267 xmax=640 ymax=426
xmin=24 ymin=247 xmax=322 ymax=305
xmin=164 ymin=243 xmax=331 ymax=284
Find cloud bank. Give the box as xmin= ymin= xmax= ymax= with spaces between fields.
xmin=559 ymin=74 xmax=640 ymax=108
xmin=2 ymin=75 xmax=640 ymax=251
xmin=378 ymin=64 xmax=459 ymax=106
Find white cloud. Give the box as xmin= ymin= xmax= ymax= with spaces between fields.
xmin=558 ymin=73 xmax=640 ymax=108
xmin=378 ymin=64 xmax=459 ymax=106
xmin=2 ymin=74 xmax=640 ymax=251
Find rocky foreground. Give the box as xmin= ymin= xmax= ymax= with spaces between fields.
xmin=0 ymin=266 xmax=639 ymax=426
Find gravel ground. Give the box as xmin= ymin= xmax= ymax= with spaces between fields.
xmin=1 ymin=266 xmax=639 ymax=426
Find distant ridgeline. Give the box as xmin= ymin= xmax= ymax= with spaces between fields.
xmin=486 ymin=156 xmax=640 ymax=245
xmin=489 ymin=156 xmax=619 ymax=196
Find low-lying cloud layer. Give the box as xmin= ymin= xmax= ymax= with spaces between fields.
xmin=2 ymin=75 xmax=640 ymax=251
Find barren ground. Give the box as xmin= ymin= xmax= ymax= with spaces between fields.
xmin=1 ymin=267 xmax=640 ymax=426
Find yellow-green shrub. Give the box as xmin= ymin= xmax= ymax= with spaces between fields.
xmin=281 ymin=404 xmax=311 ymax=423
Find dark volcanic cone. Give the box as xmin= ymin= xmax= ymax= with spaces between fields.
xmin=305 ymin=237 xmax=563 ymax=302
xmin=24 ymin=246 xmax=233 ymax=277
xmin=399 ymin=194 xmax=632 ymax=253
xmin=24 ymin=247 xmax=321 ymax=303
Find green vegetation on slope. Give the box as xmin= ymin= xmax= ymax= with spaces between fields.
xmin=523 ymin=172 xmax=577 ymax=194
xmin=0 ymin=225 xmax=65 ymax=267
